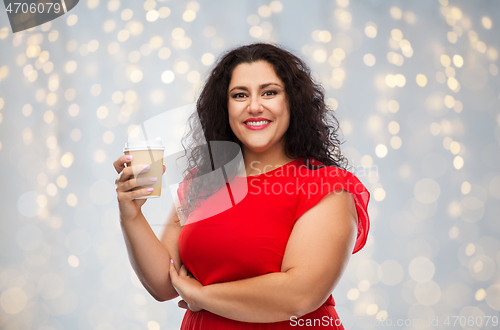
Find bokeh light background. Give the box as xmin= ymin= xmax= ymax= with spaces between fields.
xmin=1 ymin=0 xmax=500 ymax=329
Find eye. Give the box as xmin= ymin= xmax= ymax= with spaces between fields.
xmin=232 ymin=93 xmax=247 ymax=99
xmin=263 ymin=90 xmax=277 ymax=97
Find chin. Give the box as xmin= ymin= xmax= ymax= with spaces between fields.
xmin=242 ymin=141 xmax=273 ymax=153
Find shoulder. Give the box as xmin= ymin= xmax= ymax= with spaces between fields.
xmin=177 ymin=167 xmax=198 ymax=200
xmin=292 ymin=158 xmax=371 ymax=254
xmin=293 ymin=158 xmax=368 ymax=197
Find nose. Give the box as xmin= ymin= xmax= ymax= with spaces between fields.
xmin=248 ymin=95 xmax=263 ymax=115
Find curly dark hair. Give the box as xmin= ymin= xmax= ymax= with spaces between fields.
xmin=177 ymin=43 xmax=349 ymax=221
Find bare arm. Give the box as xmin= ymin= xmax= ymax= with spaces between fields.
xmin=114 ymin=154 xmax=183 ymax=302
xmin=121 ymin=203 xmax=182 ymax=301
xmin=183 ymin=189 xmax=358 ymax=322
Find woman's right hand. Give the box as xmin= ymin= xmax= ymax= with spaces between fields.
xmin=113 ymin=155 xmax=166 ymax=222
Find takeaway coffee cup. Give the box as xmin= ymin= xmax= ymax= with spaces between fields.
xmin=123 ymin=138 xmax=165 ymax=199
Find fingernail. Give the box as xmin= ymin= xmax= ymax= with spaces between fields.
xmin=149 ymin=177 xmax=158 ymax=182
xmin=170 ymin=259 xmax=174 ymax=264
xmin=126 ymin=155 xmax=133 ymax=160
xmin=147 ymin=188 xmax=154 ymax=192
xmin=143 ymin=165 xmax=150 ymax=170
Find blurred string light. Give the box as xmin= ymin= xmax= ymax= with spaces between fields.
xmin=0 ymin=0 xmax=499 ymax=329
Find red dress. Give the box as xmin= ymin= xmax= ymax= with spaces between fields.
xmin=177 ymin=158 xmax=370 ymax=329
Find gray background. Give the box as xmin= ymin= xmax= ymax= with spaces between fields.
xmin=0 ymin=0 xmax=499 ymax=329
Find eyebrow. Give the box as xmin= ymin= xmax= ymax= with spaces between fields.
xmin=228 ymin=83 xmax=282 ymax=93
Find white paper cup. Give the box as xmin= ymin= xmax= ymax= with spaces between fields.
xmin=123 ymin=138 xmax=165 ymax=199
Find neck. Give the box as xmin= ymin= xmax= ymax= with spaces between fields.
xmin=239 ymin=141 xmax=296 ymax=176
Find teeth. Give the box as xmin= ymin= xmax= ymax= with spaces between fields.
xmin=246 ymin=120 xmax=270 ymax=126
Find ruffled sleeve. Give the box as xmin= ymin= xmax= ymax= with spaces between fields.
xmin=176 ymin=167 xmax=200 ymax=216
xmin=293 ymin=165 xmax=370 ymax=254
xmin=176 ymin=170 xmax=193 ymax=206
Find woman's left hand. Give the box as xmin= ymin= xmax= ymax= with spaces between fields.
xmin=169 ymin=260 xmax=204 ymax=312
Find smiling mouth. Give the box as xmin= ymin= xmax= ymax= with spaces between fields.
xmin=244 ymin=120 xmax=272 ymax=126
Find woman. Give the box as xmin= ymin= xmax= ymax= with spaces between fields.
xmin=113 ymin=43 xmax=370 ymax=329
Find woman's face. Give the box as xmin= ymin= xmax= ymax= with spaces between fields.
xmin=227 ymin=61 xmax=290 ymax=155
